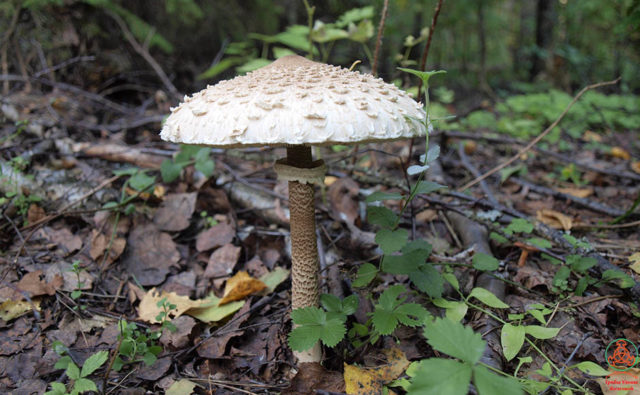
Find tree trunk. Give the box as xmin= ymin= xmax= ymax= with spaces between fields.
xmin=530 ymin=0 xmax=555 ymax=81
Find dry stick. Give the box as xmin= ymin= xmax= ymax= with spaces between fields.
xmin=459 ymin=77 xmax=621 ymax=192
xmin=108 ymin=12 xmax=181 ymax=102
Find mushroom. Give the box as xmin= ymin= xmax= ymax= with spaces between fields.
xmin=161 ymin=55 xmax=426 ymax=362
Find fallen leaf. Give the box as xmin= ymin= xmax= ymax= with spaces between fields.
xmin=160 ymin=315 xmax=196 ymax=349
xmin=137 ymin=356 xmax=171 ymax=381
xmin=123 ymin=223 xmax=180 ymax=286
xmin=204 ymin=244 xmax=241 ymax=279
xmin=556 ymin=187 xmax=594 ymax=198
xmin=196 ymin=302 xmax=250 ymax=359
xmin=43 ymin=262 xmax=92 ymax=292
xmin=632 ymin=162 xmax=640 ymax=175
xmin=89 ymin=230 xmax=126 ymax=267
xmin=582 ymin=130 xmax=602 ymax=143
xmin=328 ymin=178 xmax=360 ymax=226
xmin=17 ymin=270 xmax=63 ymax=297
xmin=260 ymin=267 xmax=289 ymax=293
xmin=220 ymin=271 xmax=266 ymax=305
xmin=629 ymin=252 xmax=640 ymax=275
xmin=138 ymin=288 xmax=204 ymax=324
xmin=324 ymin=176 xmax=338 ymax=186
xmin=196 ymin=222 xmax=235 ymax=252
xmin=536 ymin=209 xmax=573 ymax=230
xmin=610 ymin=147 xmax=631 ymax=160
xmin=153 ymin=192 xmax=197 ymax=232
xmin=38 ymin=226 xmax=82 ymax=254
xmin=166 ymin=379 xmax=197 ymax=395
xmin=283 ymin=362 xmax=346 ymax=394
xmin=27 ymin=204 xmax=45 ymax=224
xmin=185 ymin=294 xmax=244 ymax=323
xmin=0 ymin=299 xmax=40 ymax=321
xmin=344 ymin=347 xmax=409 ymax=394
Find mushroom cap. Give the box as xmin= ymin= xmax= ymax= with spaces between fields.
xmin=160 ymin=55 xmax=427 ymax=148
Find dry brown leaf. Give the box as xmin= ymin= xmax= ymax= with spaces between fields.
xmin=536 ymin=209 xmax=573 ymax=230
xmin=153 ymin=192 xmax=197 ymax=232
xmin=556 ymin=187 xmax=594 ymax=198
xmin=204 ymin=244 xmax=241 ymax=279
xmin=344 ymin=347 xmax=409 ymax=395
xmin=632 ymin=162 xmax=640 ymax=175
xmin=610 ymin=147 xmax=631 ymax=160
xmin=138 ymin=288 xmax=204 ymax=324
xmin=17 ymin=270 xmax=63 ymax=297
xmin=123 ymin=223 xmax=180 ymax=286
xmin=195 ymin=222 xmax=235 ymax=252
xmin=596 ymin=369 xmax=640 ymax=394
xmin=219 ymin=271 xmax=266 ymax=305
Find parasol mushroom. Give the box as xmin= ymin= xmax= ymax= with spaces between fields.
xmin=160 ymin=55 xmax=426 ymax=362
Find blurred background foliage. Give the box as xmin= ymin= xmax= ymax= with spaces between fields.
xmin=1 ymin=0 xmax=639 ymax=138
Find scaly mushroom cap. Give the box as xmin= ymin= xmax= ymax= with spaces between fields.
xmin=160 ymin=55 xmax=426 ymax=148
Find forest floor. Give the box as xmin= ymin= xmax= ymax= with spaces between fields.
xmin=1 ymin=74 xmax=639 ymax=395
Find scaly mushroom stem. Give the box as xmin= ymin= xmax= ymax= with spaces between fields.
xmin=284 ymin=145 xmax=322 ymax=362
xmin=286 ymin=145 xmax=319 ymax=309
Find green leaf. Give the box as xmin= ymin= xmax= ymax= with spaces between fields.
xmin=366 ymin=191 xmax=403 ymax=203
xmin=528 ymin=309 xmax=547 ymax=325
xmin=490 ymin=232 xmax=509 ymax=244
xmin=574 ymin=276 xmax=590 ymax=296
xmin=602 ymin=269 xmax=635 ymax=288
xmin=567 ymin=255 xmax=597 ymax=274
xmin=406 ymin=358 xmax=471 ymax=395
xmin=506 ymin=218 xmax=534 ymax=234
xmin=571 ymin=361 xmax=610 ymax=377
xmin=66 ymin=362 xmax=80 ymax=380
xmin=341 ymin=295 xmax=359 ymax=316
xmin=175 ymin=145 xmax=201 ymax=163
xmin=473 ymin=253 xmax=499 ymax=271
xmin=73 ymin=378 xmax=98 ymax=393
xmin=468 ymin=287 xmax=510 ymax=309
xmin=443 ymin=272 xmax=460 ymax=291
xmin=54 ymin=355 xmax=73 ymax=370
xmin=409 ymin=263 xmax=444 ymax=298
xmin=320 ymin=294 xmax=358 ymax=316
xmin=432 ymin=299 xmax=467 ymax=322
xmin=553 ymin=266 xmax=571 ymax=288
xmin=473 ymin=365 xmax=523 ymax=395
xmin=128 ymin=171 xmax=156 ymax=192
xmin=423 ymin=318 xmax=486 ymax=364
xmin=413 ymin=180 xmax=447 ymax=195
xmin=501 ymin=324 xmax=525 ymax=361
xmin=142 ymin=351 xmax=157 ymax=366
xmin=197 ymin=57 xmax=244 ymax=80
xmin=382 ymin=251 xmax=423 ymax=275
xmin=367 ymin=206 xmax=398 ymax=228
xmin=524 ymin=325 xmax=560 ymax=340
xmin=398 ymin=68 xmax=447 ymax=88
xmin=336 ymin=6 xmax=374 ymax=27
xmin=80 ymin=350 xmax=109 ymax=377
xmin=289 ymin=307 xmax=346 ymax=349
xmin=194 ymin=158 xmax=214 ymax=178
xmin=526 ymin=237 xmax=552 ymax=249
xmin=44 ymin=382 xmax=67 ymax=395
xmin=352 ymin=263 xmax=378 ymax=287
xmin=160 ymin=159 xmax=183 ymax=183
xmin=112 ymin=167 xmax=139 ymax=176
xmin=375 ymin=228 xmax=409 ymax=254
xmin=371 ymin=285 xmax=427 ymax=335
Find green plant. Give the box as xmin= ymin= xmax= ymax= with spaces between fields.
xmin=155 ymin=297 xmax=178 ymax=333
xmin=68 ymin=261 xmax=87 ymax=310
xmin=160 ymin=144 xmax=214 ymax=183
xmin=199 ymin=211 xmax=218 ymax=228
xmin=112 ymin=320 xmax=163 ymax=371
xmin=46 ymin=342 xmax=108 ymax=395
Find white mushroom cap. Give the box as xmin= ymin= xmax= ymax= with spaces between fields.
xmin=160 ymin=55 xmax=427 ymax=148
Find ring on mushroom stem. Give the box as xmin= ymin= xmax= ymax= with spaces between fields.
xmin=160 ymin=54 xmax=427 ymax=363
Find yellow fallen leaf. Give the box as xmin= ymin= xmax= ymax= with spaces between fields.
xmin=629 ymin=252 xmax=640 ymax=275
xmin=138 ymin=288 xmax=204 ymax=324
xmin=185 ymin=294 xmax=244 ymax=323
xmin=556 ymin=187 xmax=594 ymax=199
xmin=325 ymin=176 xmax=338 ymax=186
xmin=344 ymin=347 xmax=409 ymax=395
xmin=220 ymin=271 xmax=266 ymax=305
xmin=582 ymin=130 xmax=602 ymax=143
xmin=0 ymin=299 xmax=41 ymax=321
xmin=536 ymin=209 xmax=573 ymax=231
xmin=166 ymin=379 xmax=197 ymax=395
xmin=632 ymin=162 xmax=640 ymax=175
xmin=610 ymin=147 xmax=631 ymax=160
xmin=596 ymin=369 xmax=640 ymax=395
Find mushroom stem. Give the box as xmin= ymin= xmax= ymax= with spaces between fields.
xmin=286 ymin=145 xmax=322 ymax=363
xmin=286 ymin=145 xmax=320 ymax=309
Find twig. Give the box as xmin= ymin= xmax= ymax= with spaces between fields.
xmin=459 ymin=78 xmax=621 ymax=191
xmin=416 ymin=0 xmax=444 ymax=99
xmin=107 ymin=12 xmax=181 ymax=101
xmin=33 ymin=55 xmax=95 ymax=78
xmin=457 ymin=143 xmax=500 ymax=207
xmin=538 ymin=332 xmax=592 ymax=395
xmin=371 ymin=0 xmax=389 ymax=77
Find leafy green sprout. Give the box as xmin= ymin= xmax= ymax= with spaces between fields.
xmin=112 ymin=320 xmax=163 ymax=371
xmin=155 ymin=297 xmax=178 ymax=333
xmin=69 ymin=261 xmax=87 ymax=310
xmin=46 ymin=341 xmax=109 ymax=395
xmin=200 ymin=211 xmax=218 ymax=228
